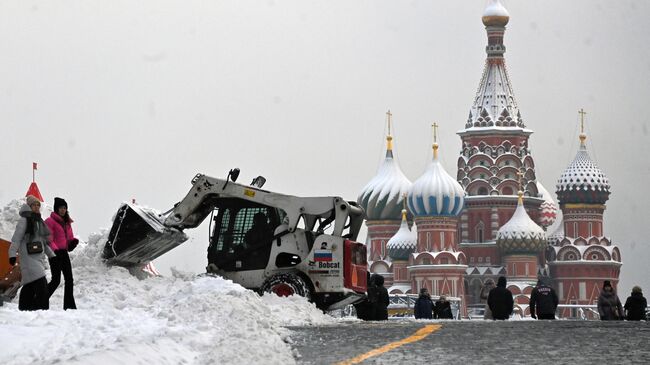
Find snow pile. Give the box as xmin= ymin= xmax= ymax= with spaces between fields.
xmin=0 ymin=202 xmax=336 ymax=365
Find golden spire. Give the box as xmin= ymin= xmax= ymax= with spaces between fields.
xmin=578 ymin=108 xmax=587 ymax=146
xmin=516 ymin=169 xmax=524 ymax=204
xmin=432 ymin=122 xmax=439 ymax=159
xmin=386 ymin=109 xmax=393 ymax=151
xmin=401 ymin=193 xmax=408 ymax=221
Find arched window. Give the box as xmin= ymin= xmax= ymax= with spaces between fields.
xmin=478 ymin=187 xmax=488 ymax=195
xmin=476 ymin=221 xmax=485 ymax=243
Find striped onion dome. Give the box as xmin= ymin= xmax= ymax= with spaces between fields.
xmin=358 ymin=134 xmax=412 ymax=220
xmin=556 ymin=134 xmax=610 ymax=205
xmin=536 ymin=181 xmax=557 ymax=229
xmin=386 ymin=209 xmax=417 ymax=261
xmin=407 ymin=143 xmax=465 ymax=216
xmin=496 ymin=193 xmax=547 ymax=254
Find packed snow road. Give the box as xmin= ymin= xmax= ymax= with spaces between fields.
xmin=290 ymin=320 xmax=650 ymax=364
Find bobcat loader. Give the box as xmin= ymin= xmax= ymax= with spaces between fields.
xmin=103 ymin=170 xmax=368 ymax=310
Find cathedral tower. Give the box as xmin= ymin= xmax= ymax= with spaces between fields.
xmin=358 ymin=111 xmax=412 ymax=281
xmin=457 ymin=2 xmax=549 ymax=304
xmin=548 ymin=110 xmax=621 ymax=318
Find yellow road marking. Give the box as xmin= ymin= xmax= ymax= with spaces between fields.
xmin=335 ymin=324 xmax=442 ymax=365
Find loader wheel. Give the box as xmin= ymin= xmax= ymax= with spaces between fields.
xmin=260 ymin=273 xmax=312 ymax=300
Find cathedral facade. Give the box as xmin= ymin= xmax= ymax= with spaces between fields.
xmin=357 ymin=0 xmax=621 ymax=318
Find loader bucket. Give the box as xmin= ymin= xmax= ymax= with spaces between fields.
xmin=103 ymin=203 xmax=188 ymax=267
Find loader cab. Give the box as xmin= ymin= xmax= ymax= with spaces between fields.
xmin=208 ymin=199 xmax=284 ymax=271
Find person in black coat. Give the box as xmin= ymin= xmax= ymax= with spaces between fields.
xmin=529 ymin=278 xmax=559 ymax=320
xmin=414 ymin=288 xmax=434 ymax=319
xmin=487 ymin=276 xmax=513 ymax=320
xmin=624 ymin=286 xmax=647 ymax=321
xmin=434 ymin=295 xmax=454 ymax=319
xmin=370 ymin=274 xmax=389 ymax=320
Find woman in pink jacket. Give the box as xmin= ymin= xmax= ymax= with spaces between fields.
xmin=45 ymin=197 xmax=78 ymax=310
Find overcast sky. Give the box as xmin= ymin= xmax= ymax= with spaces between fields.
xmin=1 ymin=0 xmax=648 ymax=296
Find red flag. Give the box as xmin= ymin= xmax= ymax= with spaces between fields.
xmin=33 ymin=162 xmax=38 ymax=170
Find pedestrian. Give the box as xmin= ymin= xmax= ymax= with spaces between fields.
xmin=45 ymin=197 xmax=78 ymax=310
xmin=529 ymin=278 xmax=558 ymax=320
xmin=597 ymin=280 xmax=624 ymax=320
xmin=487 ymin=276 xmax=513 ymax=320
xmin=434 ymin=295 xmax=454 ymax=319
xmin=624 ymin=286 xmax=647 ymax=321
xmin=8 ymin=195 xmax=56 ymax=311
xmin=414 ymin=287 xmax=434 ymax=319
xmin=372 ymin=274 xmax=389 ymax=320
xmin=480 ymin=278 xmax=496 ymax=320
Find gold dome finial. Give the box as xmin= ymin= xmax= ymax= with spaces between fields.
xmin=386 ymin=109 xmax=393 ymax=151
xmin=432 ymin=122 xmax=439 ymax=159
xmin=401 ymin=193 xmax=408 ymax=221
xmin=482 ymin=0 xmax=510 ymax=27
xmin=578 ymin=108 xmax=587 ymax=146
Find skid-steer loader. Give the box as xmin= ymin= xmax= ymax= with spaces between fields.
xmin=103 ymin=170 xmax=368 ymax=310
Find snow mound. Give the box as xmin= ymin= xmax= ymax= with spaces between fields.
xmin=0 ymin=199 xmax=336 ymax=365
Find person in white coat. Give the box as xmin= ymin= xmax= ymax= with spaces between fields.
xmin=8 ymin=195 xmax=56 ymax=310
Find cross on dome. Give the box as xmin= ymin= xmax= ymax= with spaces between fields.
xmin=578 ymin=108 xmax=587 ymax=146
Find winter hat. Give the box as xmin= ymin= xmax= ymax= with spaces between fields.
xmin=420 ymin=288 xmax=428 ymax=295
xmin=53 ymin=197 xmax=68 ymax=211
xmin=603 ymin=280 xmax=612 ymax=289
xmin=632 ymin=286 xmax=642 ymax=294
xmin=26 ymin=195 xmax=40 ymax=207
xmin=497 ymin=276 xmax=507 ymax=288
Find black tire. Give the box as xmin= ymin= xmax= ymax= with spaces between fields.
xmin=260 ymin=273 xmax=312 ymax=300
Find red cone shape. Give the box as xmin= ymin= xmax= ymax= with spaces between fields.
xmin=25 ymin=182 xmax=44 ymax=202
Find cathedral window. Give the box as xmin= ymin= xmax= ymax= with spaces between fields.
xmin=470 ymin=257 xmax=475 ymax=264
xmin=476 ymin=221 xmax=485 ymax=243
xmin=478 ymin=257 xmax=483 ymax=263
xmin=478 ymin=187 xmax=488 ymax=195
xmin=486 ymin=256 xmax=491 ymax=263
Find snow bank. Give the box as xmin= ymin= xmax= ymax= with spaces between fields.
xmin=0 ymin=201 xmax=336 ymax=365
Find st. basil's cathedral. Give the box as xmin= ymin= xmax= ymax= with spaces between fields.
xmin=357 ymin=0 xmax=621 ymax=318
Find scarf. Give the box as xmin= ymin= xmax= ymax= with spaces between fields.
xmin=20 ymin=210 xmax=51 ymax=240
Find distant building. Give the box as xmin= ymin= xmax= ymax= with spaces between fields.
xmin=358 ymin=0 xmax=621 ymax=318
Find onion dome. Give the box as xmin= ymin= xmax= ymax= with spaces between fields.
xmin=386 ymin=209 xmax=417 ymax=261
xmin=556 ymin=115 xmax=610 ymax=205
xmin=358 ymin=112 xmax=412 ymax=220
xmin=496 ymin=191 xmax=547 ymax=254
xmin=536 ymin=181 xmax=557 ymax=229
xmin=408 ymin=132 xmax=465 ymax=216
xmin=482 ymin=0 xmax=510 ymax=27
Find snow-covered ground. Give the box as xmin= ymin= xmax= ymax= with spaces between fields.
xmin=0 ymin=199 xmax=339 ymax=365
